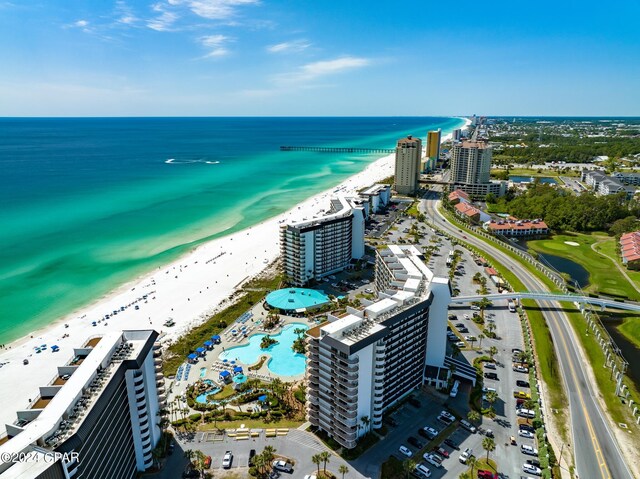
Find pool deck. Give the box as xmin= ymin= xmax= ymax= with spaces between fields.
xmin=166 ymin=300 xmax=320 ymax=409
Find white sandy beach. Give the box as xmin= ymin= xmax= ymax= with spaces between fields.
xmin=0 ymin=126 xmax=464 ymax=427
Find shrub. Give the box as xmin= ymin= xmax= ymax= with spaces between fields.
xmin=189 ymin=413 xmax=202 ymax=422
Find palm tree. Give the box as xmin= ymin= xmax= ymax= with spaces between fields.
xmin=488 ymin=346 xmax=498 ymax=361
xmin=338 ymin=464 xmax=349 ymax=479
xmin=312 ymin=454 xmax=322 ymax=476
xmin=458 ymin=473 xmax=471 ymax=479
xmin=183 ymin=449 xmax=194 ymax=463
xmin=478 ymin=333 xmax=485 ymax=348
xmin=253 ymin=453 xmax=267 ymax=475
xmin=402 ymin=459 xmax=416 ymax=479
xmin=467 ymin=410 xmax=481 ymax=424
xmin=360 ymin=415 xmax=370 ymax=435
xmin=451 ymin=342 xmax=461 ymax=358
xmin=467 ymin=455 xmax=477 ymax=476
xmin=262 ymin=445 xmax=276 ymax=464
xmin=482 ymin=436 xmax=496 ymax=462
xmin=485 ymin=390 xmax=498 ymax=416
xmin=486 ymin=322 xmax=496 ymax=336
xmin=320 ymin=451 xmax=331 ymax=473
xmin=192 ymin=450 xmax=207 ymax=474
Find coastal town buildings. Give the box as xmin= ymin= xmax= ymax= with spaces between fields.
xmin=620 ymin=231 xmax=640 ymax=270
xmin=280 ymin=196 xmax=366 ymax=286
xmin=305 ymin=245 xmax=450 ymax=449
xmin=453 ymin=202 xmax=491 ymax=224
xmin=581 ymin=170 xmax=636 ymax=199
xmin=359 ymin=183 xmax=391 ymax=213
xmin=0 ymin=330 xmax=163 ymax=479
xmin=484 ymin=218 xmax=550 ymax=237
xmin=449 ymin=139 xmax=506 ymax=198
xmin=447 ymin=189 xmax=470 ymax=205
xmin=393 ymin=135 xmax=422 ymax=195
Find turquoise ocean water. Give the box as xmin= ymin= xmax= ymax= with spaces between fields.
xmin=0 ymin=117 xmax=464 ymax=343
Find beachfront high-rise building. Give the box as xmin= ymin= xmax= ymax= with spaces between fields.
xmin=305 ymin=245 xmax=450 ymax=449
xmin=280 ymin=196 xmax=366 ymax=286
xmin=393 ymin=135 xmax=422 ymax=195
xmin=452 ymin=128 xmax=462 ymax=142
xmin=423 ymin=129 xmax=441 ymax=172
xmin=0 ymin=330 xmax=164 ymax=479
xmin=449 ymin=140 xmax=505 ymax=198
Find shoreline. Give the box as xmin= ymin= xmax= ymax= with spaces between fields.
xmin=0 ymin=121 xmax=467 ymax=426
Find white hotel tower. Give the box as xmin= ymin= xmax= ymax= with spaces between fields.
xmin=280 ymin=196 xmax=366 ymax=286
xmin=305 ymin=245 xmax=451 ymax=449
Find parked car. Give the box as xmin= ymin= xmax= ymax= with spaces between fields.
xmin=517 ymin=379 xmax=530 ymax=388
xmin=385 ymin=417 xmax=398 ymax=427
xmin=459 ymin=419 xmax=477 ymax=433
xmin=423 ymin=454 xmax=442 ymax=468
xmin=521 ymin=444 xmax=539 ymax=456
xmin=272 ymin=460 xmax=293 ymax=472
xmin=418 ymin=428 xmax=430 ymax=439
xmin=204 ymin=456 xmax=212 ymax=469
xmin=439 ymin=410 xmax=455 ymax=422
xmin=248 ymin=449 xmax=256 ymax=466
xmin=444 ymin=438 xmax=459 ymax=450
xmin=423 ymin=426 xmax=439 ymax=439
xmin=399 ymin=445 xmax=413 ymax=457
xmin=518 ymin=429 xmax=535 ymax=438
xmin=484 ymin=362 xmax=496 ymax=370
xmin=523 ymin=463 xmax=542 ymax=475
xmin=484 ymin=372 xmax=499 ymax=380
xmin=408 ymin=436 xmax=424 ymax=449
xmin=409 ymin=397 xmax=421 ymax=408
xmin=513 ymin=365 xmax=529 ymax=373
xmin=526 ymin=459 xmax=542 ymax=468
xmin=364 ymin=288 xmax=374 ymax=294
xmin=222 ymin=451 xmax=233 ymax=469
xmin=455 ymin=341 xmax=465 ymax=348
xmin=478 ymin=470 xmax=498 ymax=479
xmin=470 ymin=305 xmax=480 ymax=310
xmin=414 ymin=463 xmax=432 ymax=478
xmin=437 ymin=414 xmax=453 ymax=425
xmin=434 ymin=446 xmax=449 ymax=458
xmin=459 ymin=448 xmax=473 ymax=464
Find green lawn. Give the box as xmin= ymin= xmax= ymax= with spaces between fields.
xmin=528 ymin=232 xmax=640 ymax=301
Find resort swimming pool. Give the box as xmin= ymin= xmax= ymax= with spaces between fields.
xmin=219 ymin=322 xmax=308 ymax=377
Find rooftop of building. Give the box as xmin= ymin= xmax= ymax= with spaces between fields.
xmin=396 ymin=135 xmax=421 ymax=146
xmin=360 ymin=184 xmax=391 ymax=196
xmin=0 ymin=330 xmax=157 ymax=467
xmin=448 ymin=189 xmax=470 ymax=202
xmin=454 ymin=202 xmax=481 ymax=218
xmin=486 ymin=218 xmax=548 ymax=230
xmin=283 ymin=195 xmax=362 ymax=230
xmin=455 ymin=140 xmax=490 ymax=149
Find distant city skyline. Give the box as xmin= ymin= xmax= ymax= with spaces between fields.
xmin=1 ymin=0 xmax=638 ymax=116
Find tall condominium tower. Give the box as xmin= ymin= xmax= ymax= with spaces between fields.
xmin=0 ymin=330 xmax=164 ymax=479
xmin=424 ymin=129 xmax=441 ymax=172
xmin=305 ymin=245 xmax=451 ymax=449
xmin=280 ymin=196 xmax=366 ymax=286
xmin=449 ymin=140 xmax=504 ymax=197
xmin=394 ymin=135 xmax=422 ymax=195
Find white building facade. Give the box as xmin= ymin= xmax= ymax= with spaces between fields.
xmin=306 ymin=245 xmax=451 ymax=449
xmin=280 ymin=197 xmax=366 ymax=286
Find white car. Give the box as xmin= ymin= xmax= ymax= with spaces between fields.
xmin=463 ymin=314 xmax=470 ymax=319
xmin=455 ymin=341 xmax=465 ymax=348
xmin=523 ymin=463 xmax=542 ymax=475
xmin=439 ymin=410 xmax=455 ymax=422
xmin=521 ymin=444 xmax=539 ymax=456
xmin=222 ymin=451 xmax=233 ymax=469
xmin=470 ymin=305 xmax=480 ymax=310
xmin=513 ymin=365 xmax=529 ymax=373
xmin=399 ymin=445 xmax=413 ymax=457
xmin=364 ymin=288 xmax=374 ymax=294
xmin=459 ymin=448 xmax=473 ymax=464
xmin=518 ymin=429 xmax=535 ymax=438
xmin=482 ymin=387 xmax=496 ymax=393
xmin=272 ymin=460 xmax=293 ymax=472
xmin=414 ymin=463 xmax=432 ymax=478
xmin=423 ymin=426 xmax=439 ymax=439
xmin=422 ymin=454 xmax=442 ymax=468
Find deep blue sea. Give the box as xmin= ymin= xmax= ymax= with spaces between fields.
xmin=0 ymin=117 xmax=464 ymax=343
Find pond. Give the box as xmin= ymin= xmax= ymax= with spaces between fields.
xmin=536 ymin=252 xmax=590 ymax=288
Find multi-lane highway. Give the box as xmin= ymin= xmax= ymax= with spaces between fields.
xmin=420 ymin=191 xmax=634 ymax=479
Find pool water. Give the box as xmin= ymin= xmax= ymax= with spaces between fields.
xmin=509 ymin=175 xmax=557 ymax=184
xmin=195 ymin=386 xmax=222 ymax=404
xmin=219 ymin=322 xmax=308 ymax=376
xmin=199 ymin=367 xmax=207 ymax=378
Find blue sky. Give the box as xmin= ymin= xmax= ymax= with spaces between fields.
xmin=0 ymin=0 xmax=638 ymax=116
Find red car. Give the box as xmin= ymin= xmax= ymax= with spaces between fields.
xmin=435 ymin=446 xmax=449 ymax=458
xmin=477 ymin=470 xmax=498 ymax=479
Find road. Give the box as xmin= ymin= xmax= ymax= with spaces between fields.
xmin=420 ymin=191 xmax=634 ymax=479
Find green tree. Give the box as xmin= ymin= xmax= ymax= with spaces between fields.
xmin=610 ymin=215 xmax=640 ymax=236
xmin=485 ymin=192 xmax=497 ymax=204
xmin=312 ymin=454 xmax=322 ymax=476
xmin=360 ymin=415 xmax=370 ymax=434
xmin=320 ymin=451 xmax=331 ymax=473
xmin=262 ymin=445 xmax=276 ymax=464
xmin=488 ymin=346 xmax=498 ymax=360
xmin=402 ymin=459 xmax=416 ymax=479
xmin=467 ymin=455 xmax=477 ymax=476
xmin=477 ymin=333 xmax=485 ymax=349
xmin=482 ymin=436 xmax=496 ymax=462
xmin=467 ymin=410 xmax=481 ymax=424
xmin=485 ymin=390 xmax=498 ymax=416
xmin=339 ymin=464 xmax=349 ymax=479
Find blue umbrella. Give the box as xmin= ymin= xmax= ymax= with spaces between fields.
xmin=187 ymin=353 xmax=197 ymax=360
xmin=258 ymin=395 xmax=267 ymax=402
xmin=223 ymin=359 xmax=228 ymax=363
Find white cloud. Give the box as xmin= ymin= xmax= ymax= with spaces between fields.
xmin=168 ymin=0 xmax=259 ymax=20
xmin=267 ymin=39 xmax=310 ymax=54
xmin=275 ymin=56 xmax=372 ymax=84
xmin=115 ymin=1 xmax=138 ymax=25
xmin=147 ymin=3 xmax=179 ymax=31
xmin=75 ymin=19 xmax=89 ymax=27
xmin=200 ymin=34 xmax=231 ymax=57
